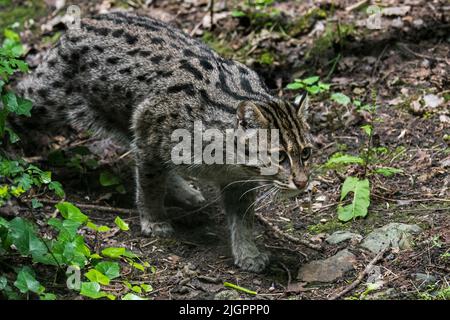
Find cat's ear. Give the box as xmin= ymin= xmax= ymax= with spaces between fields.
xmin=236 ymin=101 xmax=268 ymax=129
xmin=294 ymin=92 xmax=309 ymax=119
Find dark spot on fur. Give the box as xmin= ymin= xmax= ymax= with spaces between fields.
xmin=80 ymin=46 xmax=90 ymax=54
xmin=106 ymin=56 xmax=120 ymax=64
xmin=52 ymin=81 xmax=62 ymax=88
xmin=90 ymin=60 xmax=99 ymax=68
xmin=238 ymin=66 xmax=249 ymax=75
xmin=119 ymin=67 xmax=132 ymax=74
xmin=91 ymin=84 xmax=100 ymax=92
xmin=150 ymin=37 xmax=165 ymax=44
xmin=136 ymin=74 xmax=146 ymax=81
xmin=150 ymin=55 xmax=164 ymax=64
xmin=199 ymin=59 xmax=214 ymax=71
xmin=139 ymin=50 xmax=151 ymax=57
xmin=167 ymin=83 xmax=195 ymax=96
xmin=48 ymin=60 xmax=56 ymax=68
xmin=112 ymin=29 xmax=124 ymax=37
xmin=36 ymin=72 xmax=43 ymax=78
xmin=62 ymin=71 xmax=72 ymax=79
xmin=27 ymin=88 xmax=34 ymax=94
xmin=183 ymin=49 xmax=194 ymax=57
xmin=68 ymin=36 xmax=81 ymax=43
xmin=94 ymin=45 xmax=104 ymax=53
xmin=100 ymin=75 xmax=108 ymax=81
xmin=65 ymin=85 xmax=73 ymax=95
xmin=180 ymin=60 xmax=203 ymax=81
xmin=124 ymin=33 xmax=138 ymax=45
xmin=96 ymin=27 xmax=110 ymax=36
xmin=44 ymin=100 xmax=56 ymax=106
xmin=37 ymin=88 xmax=48 ymax=98
xmin=126 ymin=48 xmax=140 ymax=56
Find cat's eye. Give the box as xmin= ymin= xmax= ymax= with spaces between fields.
xmin=301 ymin=147 xmax=311 ymax=161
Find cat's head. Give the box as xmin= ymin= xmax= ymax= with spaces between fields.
xmin=235 ymin=92 xmax=313 ymax=197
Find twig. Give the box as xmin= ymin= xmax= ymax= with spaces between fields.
xmin=329 ymin=248 xmax=389 ymax=300
xmin=23 ymin=198 xmax=137 ymax=215
xmin=279 ymin=262 xmax=292 ymax=288
xmin=397 ymin=43 xmax=448 ymax=64
xmin=345 ymin=0 xmax=369 ymax=12
xmin=255 ymin=212 xmax=322 ymax=251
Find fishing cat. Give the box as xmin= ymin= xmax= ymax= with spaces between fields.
xmin=17 ymin=12 xmax=313 ymax=272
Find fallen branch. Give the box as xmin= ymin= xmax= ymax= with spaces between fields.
xmin=22 ymin=198 xmax=137 ymax=216
xmin=255 ymin=212 xmax=322 ymax=251
xmin=329 ymin=247 xmax=390 ymax=300
xmin=345 ymin=0 xmax=369 ymax=12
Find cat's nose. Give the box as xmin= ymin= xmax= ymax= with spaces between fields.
xmin=293 ymin=175 xmax=308 ymax=189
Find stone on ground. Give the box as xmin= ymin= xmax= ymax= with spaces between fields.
xmin=361 ymin=223 xmax=422 ymax=254
xmin=326 ymin=231 xmax=363 ymax=244
xmin=297 ymin=249 xmax=357 ymax=283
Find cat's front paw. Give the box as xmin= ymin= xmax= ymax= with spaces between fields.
xmin=141 ymin=221 xmax=174 ymax=237
xmin=235 ymin=252 xmax=269 ymax=273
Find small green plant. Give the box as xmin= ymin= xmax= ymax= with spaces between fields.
xmin=286 ymin=75 xmax=331 ymax=95
xmin=323 ymin=91 xmax=403 ymax=222
xmin=0 ymin=201 xmax=153 ymax=300
xmin=0 ymin=28 xmax=32 ymax=144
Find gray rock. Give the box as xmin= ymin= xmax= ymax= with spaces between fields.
xmin=297 ymin=249 xmax=357 ymax=283
xmin=214 ymin=290 xmax=241 ymax=300
xmin=361 ymin=223 xmax=422 ymax=254
xmin=326 ymin=231 xmax=363 ymax=244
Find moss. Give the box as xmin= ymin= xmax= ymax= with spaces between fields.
xmin=307 ymin=218 xmax=349 ymax=234
xmin=0 ymin=0 xmax=47 ymax=34
xmin=288 ymin=7 xmax=327 ymax=37
xmin=42 ymin=31 xmax=61 ymax=45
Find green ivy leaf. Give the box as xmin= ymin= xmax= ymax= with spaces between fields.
xmin=85 ymin=269 xmax=110 ymax=285
xmin=373 ymin=167 xmax=403 ymax=177
xmin=122 ymin=293 xmax=147 ymax=300
xmin=48 ymin=181 xmax=65 ymax=198
xmin=114 ymin=216 xmax=129 ymax=231
xmin=337 ymin=177 xmax=370 ymax=222
xmin=324 ymin=153 xmax=365 ymax=168
xmin=56 ymin=202 xmax=88 ymax=223
xmin=31 ymin=199 xmax=43 ymax=209
xmin=302 ymin=76 xmax=320 ymax=85
xmin=8 ymin=217 xmax=47 ymax=259
xmin=40 ymin=292 xmax=57 ymax=300
xmin=331 ymin=92 xmax=351 ymax=106
xmin=361 ymin=124 xmax=372 ymax=136
xmin=140 ymin=283 xmax=153 ymax=293
xmin=14 ymin=267 xmax=45 ymax=294
xmin=99 ymin=171 xmax=121 ymax=187
xmin=101 ymin=247 xmax=126 ymax=259
xmin=80 ymin=282 xmax=106 ymax=299
xmin=231 ymin=10 xmax=246 ymax=17
xmin=286 ymin=82 xmax=304 ymax=90
xmin=95 ymin=261 xmax=120 ymax=280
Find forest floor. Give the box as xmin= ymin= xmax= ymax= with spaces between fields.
xmin=2 ymin=0 xmax=449 ymax=300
